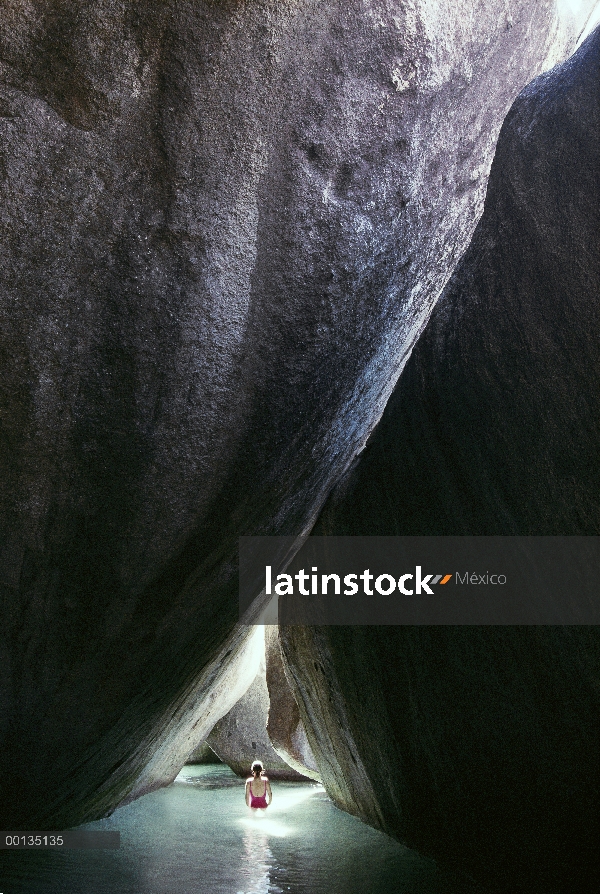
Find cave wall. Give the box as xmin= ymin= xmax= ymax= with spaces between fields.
xmin=0 ymin=0 xmax=595 ymax=827
xmin=185 ymin=741 xmax=221 ymax=765
xmin=207 ymin=630 xmax=308 ymax=781
xmin=265 ymin=624 xmax=320 ymax=780
xmin=280 ymin=27 xmax=600 ymax=894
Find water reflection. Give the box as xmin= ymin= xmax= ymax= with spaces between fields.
xmin=239 ymin=824 xmax=279 ymax=894
xmin=241 ymin=813 xmax=293 ymax=838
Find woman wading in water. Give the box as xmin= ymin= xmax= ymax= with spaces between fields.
xmin=245 ymin=761 xmax=272 ymax=810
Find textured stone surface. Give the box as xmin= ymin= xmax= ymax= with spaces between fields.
xmin=185 ymin=741 xmax=221 ymax=765
xmin=281 ymin=626 xmax=600 ymax=893
xmin=281 ymin=28 xmax=600 ymax=893
xmin=265 ymin=625 xmax=320 ymax=780
xmin=314 ymin=32 xmax=600 ymax=539
xmin=0 ymin=1 xmax=594 ymax=828
xmin=207 ymin=630 xmax=308 ymax=781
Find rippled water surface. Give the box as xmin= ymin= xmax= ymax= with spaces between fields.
xmin=0 ymin=765 xmax=483 ymax=894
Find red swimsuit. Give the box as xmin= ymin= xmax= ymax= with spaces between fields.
xmin=249 ymin=776 xmax=268 ymax=808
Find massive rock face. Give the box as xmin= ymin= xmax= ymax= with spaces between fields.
xmin=0 ymin=1 xmax=595 ymax=828
xmin=280 ymin=28 xmax=600 ymax=894
xmin=206 ymin=630 xmax=308 ymax=781
xmin=265 ymin=625 xmax=320 ymax=780
xmin=185 ymin=741 xmax=221 ymax=765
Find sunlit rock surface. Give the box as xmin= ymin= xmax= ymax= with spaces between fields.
xmin=207 ymin=630 xmax=308 ymax=780
xmin=185 ymin=741 xmax=221 ymax=765
xmin=280 ymin=28 xmax=600 ymax=894
xmin=265 ymin=625 xmax=320 ymax=781
xmin=0 ymin=1 xmax=594 ymax=827
xmin=119 ymin=622 xmax=266 ymax=808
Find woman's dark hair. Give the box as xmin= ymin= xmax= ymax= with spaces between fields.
xmin=251 ymin=761 xmax=264 ymax=776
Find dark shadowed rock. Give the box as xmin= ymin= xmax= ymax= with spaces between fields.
xmin=280 ymin=28 xmax=600 ymax=893
xmin=265 ymin=625 xmax=320 ymax=780
xmin=0 ymin=1 xmax=594 ymax=827
xmin=207 ymin=630 xmax=308 ymax=780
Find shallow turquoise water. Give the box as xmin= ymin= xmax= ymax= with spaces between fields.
xmin=0 ymin=765 xmax=482 ymax=893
